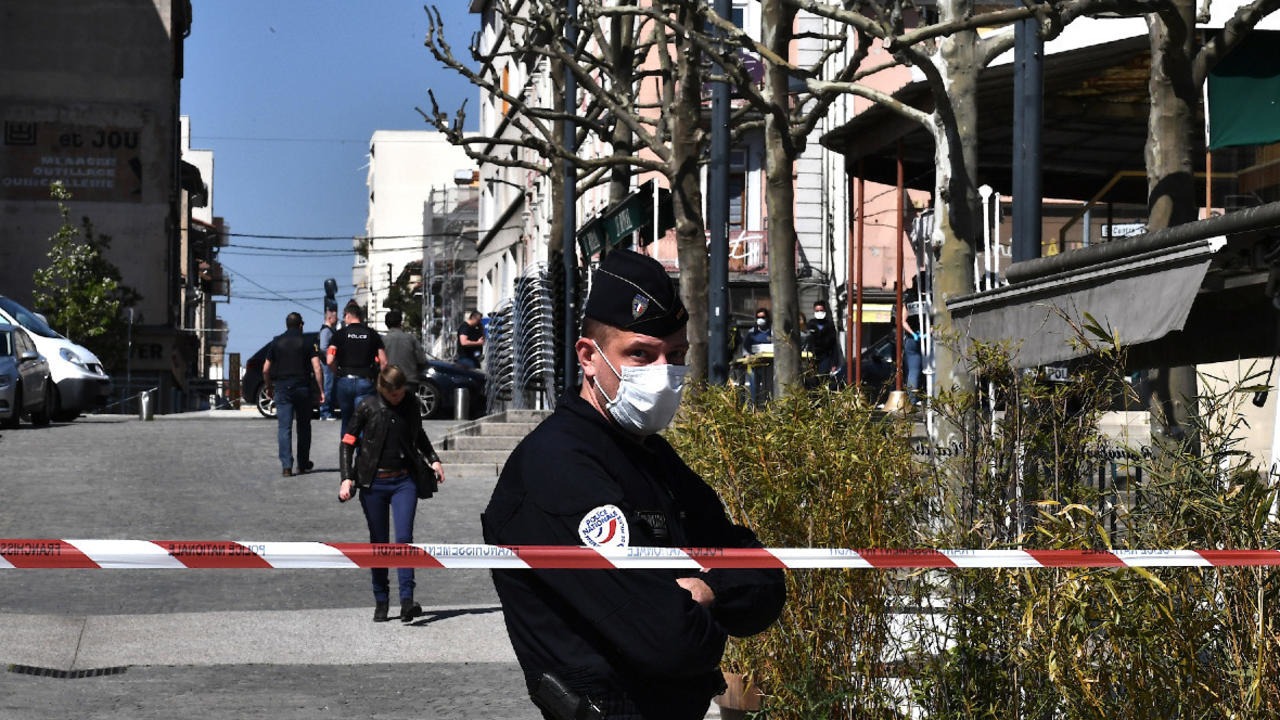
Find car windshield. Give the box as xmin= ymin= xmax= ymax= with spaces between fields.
xmin=0 ymin=297 xmax=62 ymax=339
xmin=0 ymin=330 xmax=11 ymax=356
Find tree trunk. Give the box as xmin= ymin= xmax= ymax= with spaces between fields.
xmin=672 ymin=6 xmax=709 ymax=385
xmin=930 ymin=30 xmax=981 ymax=411
xmin=1145 ymin=2 xmax=1200 ymax=449
xmin=762 ymin=0 xmax=803 ymax=397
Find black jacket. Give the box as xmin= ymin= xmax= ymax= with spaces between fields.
xmin=482 ymin=393 xmax=786 ymax=719
xmin=339 ymin=393 xmax=440 ymax=491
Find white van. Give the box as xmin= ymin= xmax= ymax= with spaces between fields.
xmin=0 ymin=295 xmax=112 ymax=421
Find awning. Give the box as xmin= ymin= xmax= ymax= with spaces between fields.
xmin=949 ymin=238 xmax=1222 ymax=368
xmin=949 ymin=202 xmax=1280 ymax=369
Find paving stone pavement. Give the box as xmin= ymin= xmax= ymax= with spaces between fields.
xmin=0 ymin=410 xmax=726 ymax=720
xmin=0 ymin=411 xmax=542 ymax=720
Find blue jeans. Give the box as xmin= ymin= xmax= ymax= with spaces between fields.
xmin=319 ymin=365 xmax=335 ymax=418
xmin=335 ymin=375 xmax=374 ymax=436
xmin=359 ymin=473 xmax=417 ymax=602
xmin=274 ymin=378 xmax=313 ymax=470
xmin=904 ymin=336 xmax=923 ymax=395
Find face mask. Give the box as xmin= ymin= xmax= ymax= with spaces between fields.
xmin=813 ymin=311 xmax=827 ymax=320
xmin=592 ymin=340 xmax=687 ymax=435
xmin=756 ymin=318 xmax=768 ymax=328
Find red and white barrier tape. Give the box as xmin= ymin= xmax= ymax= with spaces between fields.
xmin=2 ymin=540 xmax=1280 ymax=570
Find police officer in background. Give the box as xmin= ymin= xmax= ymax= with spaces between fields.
xmin=326 ymin=301 xmax=386 ymax=436
xmin=483 ymin=249 xmax=786 ymax=720
xmin=317 ymin=303 xmax=339 ymax=420
xmin=262 ymin=311 xmax=325 ymax=476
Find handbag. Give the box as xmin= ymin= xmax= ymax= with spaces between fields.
xmin=409 ymin=447 xmax=438 ymax=499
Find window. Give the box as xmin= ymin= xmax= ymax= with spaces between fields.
xmin=501 ymin=66 xmax=510 ymax=116
xmin=729 ymin=148 xmax=748 ymax=231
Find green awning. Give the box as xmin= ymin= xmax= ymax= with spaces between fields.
xmin=1208 ymin=31 xmax=1280 ymax=150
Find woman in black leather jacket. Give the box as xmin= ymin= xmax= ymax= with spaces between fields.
xmin=338 ymin=365 xmax=445 ymax=622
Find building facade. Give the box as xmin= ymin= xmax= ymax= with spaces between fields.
xmin=357 ymin=130 xmax=477 ymax=331
xmin=0 ymin=0 xmax=206 ymax=412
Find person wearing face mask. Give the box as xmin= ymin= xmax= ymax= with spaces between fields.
xmin=805 ymin=299 xmax=842 ymax=385
xmin=744 ymin=307 xmax=772 ymax=352
xmin=482 ymin=249 xmax=786 ymax=720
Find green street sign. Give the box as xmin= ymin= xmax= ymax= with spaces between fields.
xmin=575 ymin=179 xmax=675 ymax=260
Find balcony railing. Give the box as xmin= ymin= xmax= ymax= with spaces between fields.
xmin=646 ymin=229 xmax=769 ymax=275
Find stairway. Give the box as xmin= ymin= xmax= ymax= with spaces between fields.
xmin=436 ymin=409 xmax=552 ymax=479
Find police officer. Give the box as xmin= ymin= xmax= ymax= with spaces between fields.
xmin=262 ymin=311 xmax=325 ymax=476
xmin=483 ymin=249 xmax=786 ymax=720
xmin=326 ymin=301 xmax=386 ymax=436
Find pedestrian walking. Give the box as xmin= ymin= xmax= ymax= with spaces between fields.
xmin=317 ymin=304 xmax=338 ymax=420
xmin=482 ymin=249 xmax=786 ymax=719
xmin=337 ymin=365 xmax=445 ymax=623
xmin=456 ymin=310 xmax=485 ymax=370
xmin=325 ymin=301 xmax=386 ymax=437
xmin=381 ymin=309 xmax=426 ymax=391
xmin=262 ymin=312 xmax=325 ymax=476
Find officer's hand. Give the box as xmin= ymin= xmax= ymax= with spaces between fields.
xmin=338 ymin=478 xmax=354 ymax=503
xmin=676 ymin=577 xmax=715 ymax=607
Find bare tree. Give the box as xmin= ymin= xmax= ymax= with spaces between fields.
xmin=421 ymin=1 xmax=719 ymax=382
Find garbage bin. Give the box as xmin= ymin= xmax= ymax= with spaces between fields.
xmin=453 ymin=387 xmax=470 ymax=420
xmin=139 ymin=389 xmax=154 ymax=421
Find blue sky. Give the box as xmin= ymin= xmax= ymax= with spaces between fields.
xmin=181 ymin=1 xmax=478 ymax=364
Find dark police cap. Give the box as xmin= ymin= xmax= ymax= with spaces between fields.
xmin=584 ymin=249 xmax=687 ymax=337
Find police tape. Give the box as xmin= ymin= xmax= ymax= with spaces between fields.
xmin=3 ymin=540 xmax=1280 ymax=569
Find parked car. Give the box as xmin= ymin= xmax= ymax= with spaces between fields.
xmin=0 ymin=322 xmax=54 ymax=428
xmin=0 ymin=295 xmax=112 ymax=421
xmin=241 ymin=334 xmax=487 ymax=420
xmin=416 ymin=357 xmax=487 ymax=419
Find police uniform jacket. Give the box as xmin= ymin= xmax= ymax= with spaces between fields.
xmin=482 ymin=393 xmax=786 ymax=717
xmin=329 ymin=322 xmax=384 ymax=378
xmin=266 ymin=328 xmax=319 ymax=385
xmin=339 ymin=393 xmax=440 ymax=491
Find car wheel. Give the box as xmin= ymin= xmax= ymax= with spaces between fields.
xmin=28 ymin=381 xmax=53 ymax=426
xmin=1 ymin=384 xmax=19 ymax=429
xmin=50 ymin=386 xmax=78 ymax=422
xmin=416 ymin=380 xmax=441 ymax=419
xmin=255 ymin=384 xmax=276 ymax=418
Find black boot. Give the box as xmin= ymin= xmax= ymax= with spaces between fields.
xmin=373 ymin=601 xmax=389 ymax=622
xmin=400 ymin=599 xmax=422 ymax=623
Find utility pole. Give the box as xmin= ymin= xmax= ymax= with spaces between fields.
xmin=562 ymin=0 xmax=579 ymax=392
xmin=708 ymin=0 xmax=731 ymax=384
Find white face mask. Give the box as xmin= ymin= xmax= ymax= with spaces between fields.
xmin=592 ymin=340 xmax=687 ymax=435
xmin=813 ymin=311 xmax=827 ymax=320
xmin=756 ymin=318 xmax=768 ymax=328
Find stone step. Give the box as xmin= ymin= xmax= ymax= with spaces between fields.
xmin=434 ymin=409 xmax=550 ymax=474
xmin=476 ymin=422 xmax=542 ymax=437
xmin=444 ymin=463 xmax=504 ymax=480
xmin=438 ymin=449 xmax=511 ymax=465
xmin=496 ymin=409 xmax=552 ymax=424
xmin=449 ymin=435 xmax=523 ymax=451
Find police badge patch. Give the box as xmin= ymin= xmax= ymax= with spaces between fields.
xmin=578 ymin=504 xmax=630 ymax=547
xmin=631 ymin=293 xmax=649 ymax=319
